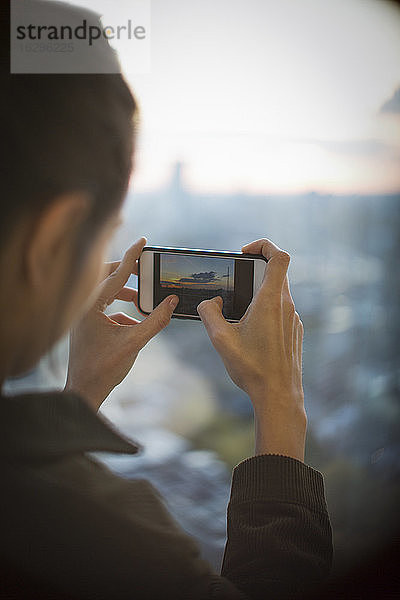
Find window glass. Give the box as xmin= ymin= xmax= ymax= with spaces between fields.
xmin=6 ymin=0 xmax=400 ymax=577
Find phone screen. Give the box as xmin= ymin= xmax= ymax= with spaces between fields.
xmin=153 ymin=252 xmax=254 ymax=320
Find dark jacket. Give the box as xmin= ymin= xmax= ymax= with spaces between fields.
xmin=0 ymin=391 xmax=333 ymax=599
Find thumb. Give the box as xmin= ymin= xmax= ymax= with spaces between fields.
xmin=197 ymin=296 xmax=229 ymax=348
xmin=134 ymin=294 xmax=179 ymax=347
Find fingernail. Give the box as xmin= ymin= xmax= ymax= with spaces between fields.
xmin=169 ymin=295 xmax=179 ymax=308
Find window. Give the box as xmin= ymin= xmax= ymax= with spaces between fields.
xmin=6 ymin=0 xmax=400 ymax=577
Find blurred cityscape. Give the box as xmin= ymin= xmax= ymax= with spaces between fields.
xmin=5 ymin=162 xmax=400 ymax=579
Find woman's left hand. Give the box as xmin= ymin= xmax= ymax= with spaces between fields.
xmin=65 ymin=237 xmax=179 ymax=411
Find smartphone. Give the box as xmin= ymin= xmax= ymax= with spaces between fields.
xmin=138 ymin=245 xmax=268 ymax=323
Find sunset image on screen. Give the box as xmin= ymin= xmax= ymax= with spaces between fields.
xmin=160 ymin=254 xmax=234 ymax=292
xmin=159 ymin=253 xmax=235 ymax=316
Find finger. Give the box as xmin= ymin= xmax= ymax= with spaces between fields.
xmin=105 ymin=261 xmax=121 ymax=276
xmin=105 ymin=258 xmax=139 ymax=278
xmin=296 ymin=315 xmax=304 ymax=369
xmin=197 ymin=296 xmax=231 ymax=352
xmin=108 ymin=312 xmax=140 ymax=326
xmin=283 ymin=298 xmax=296 ymax=356
xmin=241 ymin=238 xmax=290 ymax=304
xmin=292 ymin=310 xmax=299 ymax=360
xmin=134 ymin=294 xmax=179 ymax=347
xmin=137 ymin=305 xmax=150 ymax=317
xmin=98 ymin=237 xmax=146 ymax=304
xmin=242 ymin=238 xmax=293 ymax=299
xmin=115 ymin=286 xmax=138 ymax=305
xmin=283 ymin=273 xmax=293 ymax=300
xmin=241 ymin=237 xmax=281 ymax=258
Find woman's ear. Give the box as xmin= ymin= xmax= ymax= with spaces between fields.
xmin=25 ymin=192 xmax=91 ymax=289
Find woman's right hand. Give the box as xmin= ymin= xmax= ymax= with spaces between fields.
xmin=197 ymin=238 xmax=307 ymax=461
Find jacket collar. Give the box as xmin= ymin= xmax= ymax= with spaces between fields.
xmin=0 ymin=390 xmax=142 ymax=460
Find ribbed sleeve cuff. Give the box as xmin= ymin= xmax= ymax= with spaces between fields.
xmin=230 ymin=454 xmax=328 ymax=513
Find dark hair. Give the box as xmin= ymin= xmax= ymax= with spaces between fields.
xmin=0 ymin=1 xmax=138 ymax=256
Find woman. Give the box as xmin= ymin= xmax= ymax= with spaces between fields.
xmin=0 ymin=1 xmax=332 ymax=598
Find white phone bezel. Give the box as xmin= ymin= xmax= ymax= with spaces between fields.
xmin=138 ymin=249 xmax=154 ymax=314
xmin=253 ymin=257 xmax=267 ymax=295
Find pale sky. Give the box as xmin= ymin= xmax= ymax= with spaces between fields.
xmin=70 ymin=0 xmax=400 ymax=194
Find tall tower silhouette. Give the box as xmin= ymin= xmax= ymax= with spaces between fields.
xmin=169 ymin=161 xmax=184 ymax=201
